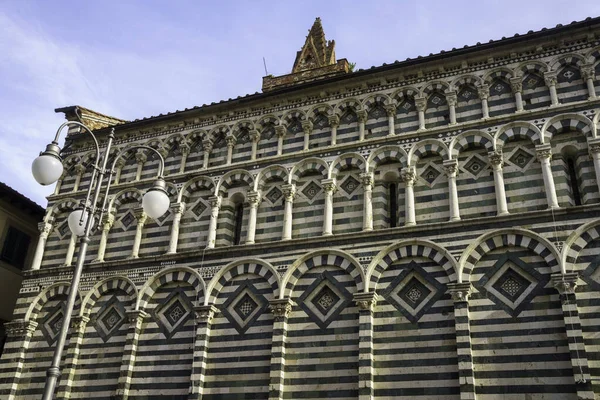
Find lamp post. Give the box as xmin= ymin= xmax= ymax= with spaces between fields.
xmin=31 ymin=121 xmax=170 ymax=400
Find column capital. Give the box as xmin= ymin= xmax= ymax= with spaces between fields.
xmin=275 ymin=125 xmax=286 ymax=138
xmin=70 ymin=315 xmax=90 ymax=333
xmin=171 ymin=202 xmax=186 ymax=215
xmin=247 ymin=190 xmax=262 ymax=208
xmin=401 ymin=167 xmax=417 ymax=185
xmin=202 ymin=138 xmax=214 ymax=152
xmin=551 ymin=272 xmax=579 ymax=295
xmin=126 ymin=309 xmax=149 ymax=329
xmin=415 ymin=96 xmax=427 ymax=111
xmin=488 ymin=150 xmax=504 ymax=167
xmin=445 ymin=90 xmax=458 ymax=106
xmin=580 ymin=63 xmax=595 ymax=80
xmin=115 ymin=156 xmax=127 ymax=169
xmin=4 ymin=319 xmax=38 ymax=338
xmin=588 ymin=138 xmax=600 ymax=154
xmin=101 ymin=213 xmax=115 ymax=230
xmin=356 ymin=110 xmax=368 ymax=123
xmin=353 ymin=292 xmax=380 ymax=311
xmin=225 ymin=135 xmax=237 ymax=148
xmin=543 ymin=71 xmax=558 ymax=86
xmin=135 ymin=150 xmax=147 ymax=164
xmin=384 ymin=104 xmax=397 ymax=117
xmin=249 ymin=129 xmax=260 ymax=143
xmin=301 ymin=120 xmax=313 ymax=134
xmin=477 ymin=83 xmax=489 ymax=99
xmin=73 ymin=164 xmax=86 ymax=175
xmin=180 ymin=142 xmax=191 ymax=156
xmin=447 ymin=282 xmax=473 ymax=303
xmin=194 ymin=304 xmax=219 ymax=322
xmin=282 ymin=184 xmax=296 ymax=201
xmin=38 ymin=221 xmax=54 ymax=237
xmin=509 ymin=77 xmax=523 ymax=93
xmin=134 ymin=207 xmax=147 ymax=223
xmin=321 ymin=178 xmax=337 ymax=194
xmin=208 ymin=195 xmax=222 ymax=210
xmin=443 ymin=158 xmax=459 ymax=177
xmin=535 ymin=143 xmax=553 ymax=161
xmin=360 ymin=172 xmax=374 ymax=187
xmin=328 ymin=114 xmax=340 ymax=127
xmin=269 ymin=298 xmax=295 ymax=321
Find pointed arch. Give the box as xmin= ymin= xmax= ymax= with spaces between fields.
xmin=459 ymin=228 xmax=562 ymax=283
xmin=178 ymin=176 xmax=217 ymax=203
xmin=494 ymin=121 xmax=542 ymax=148
xmin=366 ymin=239 xmax=458 ymax=291
xmin=25 ymin=282 xmax=81 ymax=322
xmin=408 ymin=139 xmax=449 ymax=166
xmin=108 ymin=188 xmax=143 ymax=212
xmin=80 ymin=276 xmax=138 ymax=318
xmin=541 ymin=113 xmax=596 ymax=143
xmin=289 ymin=157 xmax=329 ymax=184
xmin=255 ymin=164 xmax=289 ymax=190
xmin=216 ymin=169 xmax=254 ymax=195
xmin=136 ymin=266 xmax=205 ymax=311
xmin=329 ymin=152 xmax=366 ymax=179
xmin=280 ymin=249 xmax=365 ymax=299
xmin=205 ymin=258 xmax=280 ymax=304
xmin=449 ymin=130 xmax=495 ymax=158
xmin=367 ymin=145 xmax=408 ymax=172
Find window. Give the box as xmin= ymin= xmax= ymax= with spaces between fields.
xmin=233 ymin=203 xmax=244 ymax=245
xmin=566 ymin=157 xmax=582 ymax=206
xmin=1 ymin=226 xmax=31 ymax=269
xmin=389 ymin=183 xmax=398 ymax=228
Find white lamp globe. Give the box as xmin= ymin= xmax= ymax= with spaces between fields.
xmin=68 ymin=209 xmax=94 ymax=237
xmin=142 ymin=187 xmax=170 ymax=219
xmin=32 ymin=154 xmax=64 ymax=186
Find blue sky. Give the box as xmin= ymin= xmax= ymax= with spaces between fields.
xmin=1 ymin=0 xmax=600 ymax=206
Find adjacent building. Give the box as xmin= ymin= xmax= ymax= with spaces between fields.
xmin=2 ymin=16 xmax=600 ymax=400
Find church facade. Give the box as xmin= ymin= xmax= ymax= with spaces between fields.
xmin=2 ymin=17 xmax=600 ymax=400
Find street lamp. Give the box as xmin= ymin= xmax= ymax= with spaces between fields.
xmin=31 ymin=121 xmax=170 ymax=400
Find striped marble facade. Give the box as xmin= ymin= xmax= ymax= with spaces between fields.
xmin=4 ymin=18 xmax=600 ymax=400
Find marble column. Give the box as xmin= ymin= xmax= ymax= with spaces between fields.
xmin=130 ymin=208 xmax=147 ymax=258
xmin=415 ymin=96 xmax=427 ymax=131
xmin=321 ymin=178 xmax=337 ymax=236
xmin=188 ymin=305 xmax=218 ymax=400
xmin=357 ymin=110 xmax=368 ymax=141
xmin=268 ymin=298 xmax=295 ymax=400
xmin=166 ymin=202 xmax=186 ymax=254
xmin=581 ymin=64 xmax=597 ymax=100
xmin=72 ymin=164 xmax=86 ymax=192
xmin=63 ymin=232 xmax=77 ymax=266
xmin=226 ymin=135 xmax=236 ymax=165
xmin=179 ymin=143 xmax=190 ymax=174
xmin=1 ymin=319 xmax=38 ymax=400
xmin=550 ymin=273 xmax=595 ymax=399
xmin=488 ymin=151 xmax=509 ymax=216
xmin=510 ymin=77 xmax=524 ymax=112
xmin=354 ymin=292 xmax=379 ymax=400
xmin=113 ymin=157 xmax=127 ymax=185
xmin=94 ymin=213 xmax=115 ymax=262
xmin=360 ymin=173 xmax=374 ymax=231
xmin=535 ymin=144 xmax=560 ymax=209
xmin=135 ymin=150 xmax=147 ymax=181
xmin=57 ymin=315 xmax=90 ymax=399
xmin=250 ymin=130 xmax=260 ymax=161
xmin=478 ymin=84 xmax=490 ymax=119
xmin=206 ymin=195 xmax=221 ymax=249
xmin=544 ymin=72 xmax=559 ymax=106
xmin=587 ymin=139 xmax=600 ymax=194
xmin=246 ymin=191 xmax=261 ymax=244
xmin=446 ymin=90 xmax=458 ymax=125
xmin=443 ymin=159 xmax=461 ymax=221
xmin=202 ymin=139 xmax=213 ymax=170
xmin=276 ymin=125 xmax=286 ymax=156
xmin=328 ymin=115 xmax=340 ymax=146
xmin=54 ymin=172 xmax=67 ymax=195
xmin=401 ymin=167 xmax=417 ymax=226
xmin=281 ymin=184 xmax=296 ymax=241
xmin=447 ymin=283 xmax=477 ymax=400
xmin=115 ymin=310 xmax=148 ymax=400
xmin=385 ymin=104 xmax=396 ymax=136
xmin=30 ymin=220 xmax=53 ymax=270
xmin=302 ymin=120 xmax=313 ymax=151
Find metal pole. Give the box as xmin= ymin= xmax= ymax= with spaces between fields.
xmin=41 ymin=129 xmax=115 ymax=400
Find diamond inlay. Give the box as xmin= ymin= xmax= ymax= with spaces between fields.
xmin=427 ymin=94 xmax=446 ymax=108
xmin=154 ymin=288 xmax=193 ymax=339
xmin=41 ymin=304 xmax=65 ymax=345
xmin=558 ymin=66 xmax=580 ymax=83
xmin=192 ymin=200 xmax=208 ymax=219
xmin=58 ymin=221 xmax=70 ymax=239
xmin=288 ymin=120 xmax=302 ymax=134
xmin=509 ymin=148 xmax=534 ymax=169
xmin=340 ymin=176 xmax=360 ymax=196
xmin=266 ymin=187 xmax=283 ymax=204
xmin=299 ymin=270 xmax=352 ymax=329
xmin=399 ymin=99 xmax=413 ymax=111
xmin=165 ymin=300 xmax=186 ymax=326
xmin=459 ymin=87 xmax=475 ymax=101
xmin=120 ymin=210 xmax=135 ymax=231
xmin=398 ymin=277 xmax=432 ymax=308
xmin=221 ymin=281 xmax=268 ymax=334
xmin=302 ymin=181 xmax=322 ymax=201
xmin=478 ymin=253 xmax=547 ymax=317
xmin=342 ymin=111 xmax=357 ymax=124
xmin=95 ymin=296 xmax=127 ymax=342
xmin=491 ymin=80 xmax=511 ymax=95
xmin=314 ymin=114 xmax=329 ymax=129
xmin=524 ymin=73 xmax=542 ymax=89
xmin=421 ymin=166 xmax=441 ymax=185
xmin=463 ymin=155 xmax=487 ymax=177
xmin=369 ymin=105 xmax=386 ymax=119
xmin=102 ymin=308 xmax=122 ymax=330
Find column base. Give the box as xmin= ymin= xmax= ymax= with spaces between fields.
xmin=164 ymin=251 xmax=176 ymax=255
xmin=245 ymin=240 xmax=255 ymax=245
xmin=362 ymin=227 xmax=373 ymax=232
xmin=91 ymin=258 xmax=104 ymax=263
xmin=497 ymin=211 xmax=510 ymax=217
xmin=127 ymin=255 xmax=139 ymax=260
xmin=404 ymin=222 xmax=416 ymax=227
xmin=449 ymin=216 xmax=461 ymax=222
xmin=322 ymin=232 xmax=333 ymax=237
xmin=548 ymin=205 xmax=561 ymax=210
